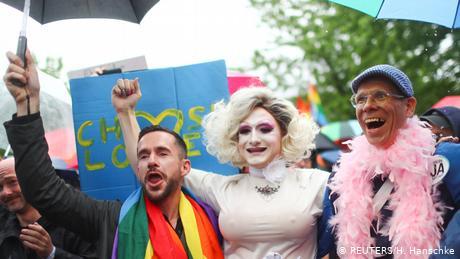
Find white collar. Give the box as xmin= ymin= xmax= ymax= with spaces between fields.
xmin=249 ymin=158 xmax=288 ymax=184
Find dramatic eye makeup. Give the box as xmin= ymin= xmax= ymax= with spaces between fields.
xmin=257 ymin=122 xmax=274 ymax=133
xmin=238 ymin=122 xmax=275 ymax=135
xmin=238 ymin=125 xmax=252 ymax=135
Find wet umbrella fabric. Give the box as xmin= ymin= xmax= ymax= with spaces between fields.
xmin=46 ymin=129 xmax=78 ymax=169
xmin=320 ymin=119 xmax=362 ymax=143
xmin=432 ymin=96 xmax=460 ymax=109
xmin=0 ymin=0 xmax=160 ymax=24
xmin=329 ymin=0 xmax=460 ymax=29
xmin=319 ymin=149 xmax=341 ymax=164
xmin=314 ymin=132 xmax=339 ymax=151
xmin=0 ymin=72 xmax=74 ymax=153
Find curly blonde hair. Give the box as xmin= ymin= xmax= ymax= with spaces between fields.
xmin=202 ymin=87 xmax=319 ymax=168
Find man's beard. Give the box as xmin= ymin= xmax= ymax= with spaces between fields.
xmin=2 ymin=194 xmax=28 ymax=213
xmin=144 ymin=173 xmax=181 ymax=204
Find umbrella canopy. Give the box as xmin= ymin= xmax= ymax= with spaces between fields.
xmin=227 ymin=72 xmax=265 ymax=95
xmin=0 ymin=0 xmax=160 ymax=24
xmin=0 ymin=71 xmax=74 ymax=152
xmin=329 ymin=0 xmax=460 ymax=29
xmin=46 ymin=129 xmax=78 ymax=169
xmin=314 ymin=132 xmax=339 ymax=151
xmin=319 ymin=149 xmax=341 ymax=164
xmin=321 ymin=119 xmax=362 ymax=145
xmin=432 ymin=96 xmax=460 ymax=109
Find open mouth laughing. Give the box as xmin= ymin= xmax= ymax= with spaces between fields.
xmin=365 ymin=117 xmax=385 ymax=129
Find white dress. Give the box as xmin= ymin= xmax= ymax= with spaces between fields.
xmin=184 ymin=168 xmax=329 ymax=259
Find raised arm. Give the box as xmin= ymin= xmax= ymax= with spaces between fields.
xmin=3 ymin=50 xmax=119 ymax=242
xmin=111 ymin=79 xmax=142 ymax=173
xmin=111 ymin=79 xmax=228 ymax=212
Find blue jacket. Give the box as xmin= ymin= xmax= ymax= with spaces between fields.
xmin=431 ymin=142 xmax=460 ymax=258
xmin=435 ymin=142 xmax=460 ymax=205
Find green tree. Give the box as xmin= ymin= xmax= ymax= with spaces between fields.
xmin=249 ymin=0 xmax=460 ymax=121
xmin=40 ymin=56 xmax=64 ymax=79
xmin=30 ymin=54 xmax=64 ymax=79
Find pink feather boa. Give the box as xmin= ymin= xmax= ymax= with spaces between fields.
xmin=329 ymin=117 xmax=443 ymax=259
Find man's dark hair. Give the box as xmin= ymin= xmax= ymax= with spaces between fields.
xmin=138 ymin=125 xmax=188 ymax=158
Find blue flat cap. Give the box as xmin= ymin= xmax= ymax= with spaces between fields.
xmin=351 ymin=64 xmax=414 ymax=97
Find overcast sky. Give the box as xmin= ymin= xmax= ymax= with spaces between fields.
xmin=0 ymin=0 xmax=274 ymax=79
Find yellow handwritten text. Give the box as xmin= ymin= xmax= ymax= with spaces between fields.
xmin=76 ymin=106 xmax=210 ymax=172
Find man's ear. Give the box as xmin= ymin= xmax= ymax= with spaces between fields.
xmin=181 ymin=159 xmax=191 ymax=177
xmin=405 ymin=97 xmax=417 ymax=117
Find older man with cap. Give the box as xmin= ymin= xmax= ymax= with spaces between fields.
xmin=328 ymin=65 xmax=458 ymax=259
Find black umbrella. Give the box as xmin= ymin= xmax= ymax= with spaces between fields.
xmin=0 ymin=0 xmax=159 ymax=69
xmin=0 ymin=0 xmax=160 ymax=24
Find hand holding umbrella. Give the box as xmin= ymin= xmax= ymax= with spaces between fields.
xmin=4 ymin=49 xmax=40 ymax=116
xmin=11 ymin=0 xmax=30 ymax=87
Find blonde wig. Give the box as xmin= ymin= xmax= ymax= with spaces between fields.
xmin=202 ymin=87 xmax=319 ymax=168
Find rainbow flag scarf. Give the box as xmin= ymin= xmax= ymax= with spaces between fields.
xmin=111 ymin=188 xmax=223 ymax=259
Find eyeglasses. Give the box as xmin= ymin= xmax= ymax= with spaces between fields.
xmin=350 ymin=90 xmax=406 ymax=108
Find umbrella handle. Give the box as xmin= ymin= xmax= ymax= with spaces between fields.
xmin=3 ymin=144 xmax=11 ymax=159
xmin=11 ymin=35 xmax=27 ymax=87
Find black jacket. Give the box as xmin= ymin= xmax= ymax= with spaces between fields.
xmin=5 ymin=114 xmax=121 ymax=259
xmin=0 ymin=207 xmax=97 ymax=259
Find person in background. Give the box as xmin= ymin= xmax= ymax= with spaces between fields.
xmin=0 ymin=158 xmax=97 ymax=259
xmin=420 ymin=106 xmax=460 ymax=259
xmin=328 ymin=65 xmax=459 ymax=259
xmin=430 ymin=140 xmax=460 ymax=259
xmin=420 ymin=106 xmax=460 ymax=143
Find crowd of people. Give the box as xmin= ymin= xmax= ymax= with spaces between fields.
xmin=1 ymin=47 xmax=459 ymax=259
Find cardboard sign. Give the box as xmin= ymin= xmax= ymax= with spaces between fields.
xmin=70 ymin=60 xmax=237 ymax=201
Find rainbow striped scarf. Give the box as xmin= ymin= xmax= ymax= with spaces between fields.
xmin=111 ymin=188 xmax=223 ymax=259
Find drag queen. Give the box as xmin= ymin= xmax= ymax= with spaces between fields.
xmin=113 ymin=81 xmax=332 ymax=259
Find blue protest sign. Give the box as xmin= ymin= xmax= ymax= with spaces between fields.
xmin=70 ymin=60 xmax=237 ymax=201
